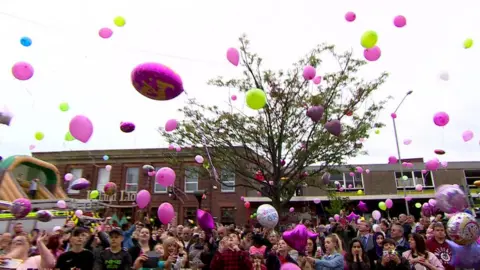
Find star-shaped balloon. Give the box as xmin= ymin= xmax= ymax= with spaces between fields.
xmin=346 ymin=212 xmax=360 ymax=222
xmin=197 ymin=209 xmax=214 ymax=231
xmin=447 ymin=240 xmax=480 ymax=268
xmin=307 ymin=229 xmax=318 ymax=240
xmin=358 ymin=201 xmax=368 ymax=212
xmin=282 ymin=224 xmax=308 ymax=255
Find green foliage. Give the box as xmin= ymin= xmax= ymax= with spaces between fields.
xmin=324 ymin=190 xmax=350 ymax=216
xmin=161 ymin=34 xmax=389 ymax=208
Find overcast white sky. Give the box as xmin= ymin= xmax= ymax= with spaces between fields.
xmin=0 ymin=0 xmax=479 ymax=164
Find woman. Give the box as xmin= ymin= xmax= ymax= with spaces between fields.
xmin=307 ymin=234 xmax=344 ymax=270
xmin=306 ymin=238 xmax=320 ymax=258
xmin=265 ymin=239 xmax=297 ymax=270
xmin=368 ymin=232 xmax=385 ymax=268
xmin=130 ymin=227 xmax=156 ymax=264
xmin=0 ymin=234 xmax=56 ymax=270
xmin=46 ymin=233 xmax=63 ymax=259
xmin=402 ymin=233 xmax=444 ymax=270
xmin=344 ymin=238 xmax=370 ymax=270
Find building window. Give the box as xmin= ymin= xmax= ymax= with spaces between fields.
xmin=344 ymin=173 xmax=364 ymax=189
xmin=184 ymin=207 xmax=196 ymax=226
xmin=125 ymin=168 xmax=139 ymax=192
xmin=394 ymin=171 xmax=434 ymax=188
xmin=220 ymin=207 xmax=236 ymax=225
xmin=221 ymin=170 xmax=235 ymax=192
xmin=464 ymin=170 xmax=480 ymax=187
xmin=96 ymin=168 xmax=110 ymax=191
xmin=184 ymin=167 xmax=198 ymax=193
xmin=154 ymin=167 xmax=168 ymax=193
xmin=68 ymin=168 xmax=83 ymax=194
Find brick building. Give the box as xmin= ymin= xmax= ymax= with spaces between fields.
xmin=32 ymin=150 xmax=480 ymax=226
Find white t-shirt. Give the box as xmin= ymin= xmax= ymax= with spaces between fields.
xmin=30 ymin=181 xmax=38 ymax=191
xmin=14 ymin=256 xmax=41 ymax=270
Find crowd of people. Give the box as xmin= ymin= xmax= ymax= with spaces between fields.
xmin=0 ymin=211 xmax=467 ymax=270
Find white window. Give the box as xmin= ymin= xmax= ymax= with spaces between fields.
xmin=96 ymin=168 xmax=111 ymax=191
xmin=68 ymin=168 xmax=83 ymax=194
xmin=154 ymin=167 xmax=168 ymax=193
xmin=125 ymin=168 xmax=139 ymax=192
xmin=221 ymin=170 xmax=235 ymax=192
xmin=184 ymin=167 xmax=198 ymax=193
xmin=394 ymin=171 xmax=435 ymax=188
xmin=344 ymin=172 xmax=364 ymax=189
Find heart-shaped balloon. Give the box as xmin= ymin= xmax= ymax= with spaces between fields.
xmin=197 ymin=209 xmax=214 ymax=231
xmin=307 ymin=230 xmax=318 ymax=240
xmin=282 ymin=224 xmax=308 ymax=254
xmin=325 ymin=120 xmax=341 ymax=136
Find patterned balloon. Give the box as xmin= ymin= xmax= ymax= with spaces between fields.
xmin=10 ymin=198 xmax=32 ymax=219
xmin=104 ymin=182 xmax=117 ymax=196
xmin=256 ymin=204 xmax=279 ymax=228
xmin=36 ymin=210 xmax=53 ymax=222
xmin=131 ymin=62 xmax=184 ymax=101
xmin=434 ymin=184 xmax=468 ymax=213
xmin=447 ymin=212 xmax=480 ymax=245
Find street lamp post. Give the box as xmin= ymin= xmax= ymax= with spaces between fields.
xmin=392 ymin=90 xmax=413 ymax=216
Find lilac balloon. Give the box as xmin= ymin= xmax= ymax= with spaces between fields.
xmin=345 ymin=11 xmax=356 ymax=22
xmin=157 ymin=202 xmax=175 ymax=224
xmin=282 ymin=224 xmax=309 ymax=254
xmin=325 ymin=119 xmax=341 ymax=136
xmin=421 ymin=169 xmax=427 ymax=174
xmin=306 ymin=106 xmax=324 ymax=122
xmin=303 ymin=66 xmax=316 ymax=80
xmin=422 ymin=203 xmax=433 ymax=217
xmin=435 ymin=184 xmax=469 ymax=213
xmin=0 ymin=109 xmax=13 ymax=126
xmin=165 ymin=119 xmax=178 ymax=132
xmin=425 ymin=159 xmax=440 ymax=171
xmin=155 ymin=167 xmax=176 ymax=187
xmin=365 ymin=169 xmax=370 ymax=174
xmin=441 ymin=161 xmax=448 ymax=168
xmin=195 ymin=155 xmax=204 ymax=164
xmin=355 ymin=166 xmax=363 ymax=173
xmin=70 ymin=178 xmax=90 ymax=190
xmin=433 ymin=112 xmax=450 ymax=127
xmin=405 ymin=196 xmax=412 ymax=202
xmin=428 ymin=199 xmax=437 ymax=206
xmin=197 ymin=209 xmax=215 ymax=231
xmin=462 ymin=130 xmax=474 ymax=142
xmin=446 ymin=240 xmax=480 ymax=268
xmin=136 ymin=190 xmax=151 ymax=209
xmin=313 ymin=198 xmax=321 ymax=204
xmin=363 ymin=46 xmax=381 ymax=61
xmin=10 ymin=198 xmax=31 ymax=219
xmin=69 ymin=115 xmax=93 ymax=143
xmin=64 ymin=173 xmax=73 ymax=181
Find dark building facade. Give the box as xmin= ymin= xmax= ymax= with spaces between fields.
xmin=32 ymin=149 xmax=480 ymax=226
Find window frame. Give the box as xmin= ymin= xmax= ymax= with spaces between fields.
xmin=96 ymin=168 xmax=111 ymax=191
xmin=394 ymin=170 xmax=435 ymax=189
xmin=125 ymin=167 xmax=140 ymax=193
xmin=464 ymin=170 xmax=480 ymax=188
xmin=153 ymin=167 xmax=168 ymax=194
xmin=68 ymin=168 xmax=83 ymax=194
xmin=327 ymin=172 xmax=365 ymax=191
xmin=220 ymin=170 xmax=235 ymax=193
xmin=184 ymin=167 xmax=199 ymax=193
xmin=220 ymin=207 xmax=236 ymax=225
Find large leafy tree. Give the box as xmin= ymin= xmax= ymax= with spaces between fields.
xmin=162 ymin=35 xmax=388 ymax=211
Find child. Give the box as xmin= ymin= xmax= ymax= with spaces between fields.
xmin=251 ymin=253 xmax=267 ymax=270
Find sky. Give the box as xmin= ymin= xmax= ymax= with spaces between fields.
xmin=0 ymin=0 xmax=479 ymax=165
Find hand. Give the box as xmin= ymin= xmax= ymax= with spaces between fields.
xmin=37 ymin=232 xmax=49 ymax=244
xmin=381 ymin=255 xmax=391 ymax=266
xmin=232 ymin=245 xmax=240 ymax=251
xmin=167 ymin=255 xmax=178 ymax=263
xmin=391 ymin=254 xmax=401 ymax=264
xmin=133 ymin=255 xmax=147 ymax=269
xmin=306 ymin=256 xmax=316 ymax=265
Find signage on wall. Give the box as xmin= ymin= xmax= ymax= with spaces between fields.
xmin=86 ymin=190 xmax=137 ymax=202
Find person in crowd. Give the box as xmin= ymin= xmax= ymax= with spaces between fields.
xmin=0 ymin=233 xmax=12 ymax=255
xmin=357 ymin=220 xmax=374 ymax=252
xmin=344 ymin=238 xmax=370 ymax=270
xmin=367 ymin=231 xmax=385 ymax=268
xmin=29 ymin=178 xmax=39 ymax=199
xmin=55 ymin=227 xmax=94 ymax=269
xmin=45 ymin=233 xmax=63 ymax=259
xmin=121 ymin=221 xmax=136 ymax=249
xmin=426 ymin=222 xmax=454 ymax=270
xmin=389 ymin=223 xmax=409 ymax=255
xmin=181 ymin=227 xmax=193 ymax=248
xmin=266 ymin=239 xmax=297 ymax=269
xmin=12 ymin=222 xmax=24 ymax=237
xmin=402 ymin=233 xmax=444 ymax=270
xmin=249 ymin=234 xmax=267 ymax=255
xmin=306 ymin=233 xmax=344 ymax=270
xmin=306 ymin=238 xmax=320 ymax=258
xmin=251 ymin=253 xmax=267 ymax=270
xmin=210 ymin=233 xmax=252 ymax=270
xmin=129 ymin=227 xmax=156 ymax=264
xmin=94 ymin=228 xmax=132 ymax=270
xmin=375 ymin=238 xmax=410 ymax=270
xmin=380 ymin=220 xmax=391 ymax=238
xmin=0 ymin=232 xmax=56 ymax=269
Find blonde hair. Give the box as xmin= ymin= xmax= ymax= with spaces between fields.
xmin=162 ymin=237 xmax=180 ymax=259
xmin=326 ymin=233 xmax=343 ymax=253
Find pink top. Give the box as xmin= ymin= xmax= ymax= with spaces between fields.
xmin=16 ymin=255 xmax=41 ymax=270
xmin=249 ymin=245 xmax=266 ymax=255
xmin=402 ymin=250 xmax=445 ymax=270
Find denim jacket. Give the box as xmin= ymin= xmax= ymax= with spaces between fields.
xmin=314 ymin=252 xmax=344 ymax=270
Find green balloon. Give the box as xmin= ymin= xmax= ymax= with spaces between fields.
xmin=360 ymin=30 xmax=378 ymax=49
xmin=90 ymin=190 xmax=99 ymax=199
xmin=378 ymin=201 xmax=387 ymax=211
xmin=65 ymin=131 xmax=75 ymax=141
xmin=415 ymin=203 xmax=421 ymax=208
xmin=246 ymin=88 xmax=267 ymax=110
xmin=59 ymin=102 xmax=70 ymax=112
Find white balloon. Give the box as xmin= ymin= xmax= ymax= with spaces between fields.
xmin=256 ymin=204 xmax=279 ymax=228
xmin=439 ymin=72 xmax=449 ymax=81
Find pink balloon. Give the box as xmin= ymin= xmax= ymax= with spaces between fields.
xmin=391 ymin=113 xmax=397 ymax=119
xmin=385 ymin=199 xmax=393 ymax=209
xmin=344 ymin=11 xmax=356 ymax=22
xmin=403 ymin=139 xmax=412 ymax=145
xmin=231 ymin=95 xmax=237 ymax=101
xmin=388 ymin=156 xmax=398 ymax=164
xmin=148 ymin=171 xmax=156 ymax=177
xmin=240 ymin=196 xmax=245 ymax=201
xmin=334 ymin=214 xmax=340 ymax=221
xmin=405 ymin=196 xmax=412 ymax=202
xmin=64 ymin=173 xmax=73 ymax=181
xmin=165 ymin=119 xmax=178 ymax=132
xmin=372 ymin=210 xmax=381 ymax=220
xmin=425 ymin=159 xmax=440 ymax=171
xmin=364 ymin=46 xmax=381 ymax=61
xmin=303 ymin=65 xmax=316 ymax=80
xmin=175 ymin=146 xmax=181 ymax=152
xmin=433 ymin=112 xmax=450 ymax=127
xmin=349 ymin=172 xmax=355 ymax=177
xmin=157 ymin=202 xmax=175 ymax=224
xmin=313 ymin=198 xmax=321 ymax=204
xmin=462 ymin=130 xmax=474 ymax=142
xmin=69 ymin=115 xmax=93 ymax=143
xmin=75 ymin=210 xmax=83 ymax=217
xmin=428 ymin=199 xmax=437 ymax=206
xmin=348 ymin=184 xmax=353 ymax=188
xmin=355 ymin=166 xmax=363 ymax=173
xmin=365 ymin=169 xmax=370 ymax=174
xmin=197 ymin=209 xmax=214 ymax=231
xmin=282 ymin=224 xmax=309 ymax=253
xmin=155 ymin=167 xmax=176 ymax=187
xmin=226 ymin=48 xmax=240 ymax=66
xmin=289 ymin=207 xmax=294 ymax=212
xmin=168 ymin=144 xmax=174 ymax=150
xmin=98 ymin=27 xmax=113 ymax=39
xmin=312 ymin=76 xmax=322 ymax=84
xmin=281 ymin=262 xmax=301 ymax=270
xmin=421 ymin=169 xmax=427 ymax=174
xmin=29 ymin=144 xmax=35 ymax=150
xmin=194 ymin=155 xmax=204 ymax=164
xmin=105 ymin=165 xmax=112 ymax=171
xmin=415 ymin=184 xmax=423 ymax=191
xmin=441 ymin=161 xmax=448 ymax=168
xmin=12 ymin=62 xmax=34 ymax=80
xmin=244 ymin=201 xmax=250 ymax=208
xmin=56 ymin=200 xmax=66 ymax=209
xmin=393 ymin=15 xmax=407 ymax=28
xmin=136 ymin=190 xmax=151 ymax=209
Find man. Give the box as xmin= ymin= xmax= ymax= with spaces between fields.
xmin=176 ymin=225 xmax=184 ymax=237
xmin=0 ymin=233 xmax=11 ymax=255
xmin=94 ymin=228 xmax=132 ymax=270
xmin=357 ymin=220 xmax=374 ymax=252
xmin=389 ymin=222 xmax=409 ymax=255
xmin=398 ymin=214 xmax=412 ymax=239
xmin=210 ymin=234 xmax=253 ymax=270
xmin=12 ymin=222 xmax=24 ymax=237
xmin=55 ymin=227 xmax=94 ymax=270
xmin=181 ymin=227 xmax=192 ymax=248
xmin=426 ymin=222 xmax=454 ymax=270
xmin=29 ymin=178 xmax=39 ymax=199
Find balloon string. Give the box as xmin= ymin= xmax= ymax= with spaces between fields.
xmin=201 ymin=137 xmax=220 ymax=183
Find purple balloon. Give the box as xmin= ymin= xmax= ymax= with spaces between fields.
xmin=70 ymin=178 xmax=90 ymax=190
xmin=433 ymin=112 xmax=450 ymax=127
xmin=120 ymin=122 xmax=135 ymax=133
xmin=282 ymin=224 xmax=309 ymax=254
xmin=447 ymin=240 xmax=480 ymax=268
xmin=435 ymin=184 xmax=469 ymax=213
xmin=10 ymin=198 xmax=31 ymax=219
xmin=306 ymin=106 xmax=324 ymax=122
xmin=358 ymin=201 xmax=368 ymax=212
xmin=421 ymin=203 xmax=433 ymax=217
xmin=346 ymin=212 xmax=360 ymax=222
xmin=307 ymin=230 xmax=318 ymax=240
xmin=131 ymin=62 xmax=184 ymax=101
xmin=325 ymin=119 xmax=341 ymax=136
xmin=197 ymin=209 xmax=215 ymax=231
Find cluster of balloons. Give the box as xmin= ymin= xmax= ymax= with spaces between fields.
xmin=98 ymin=16 xmax=126 ymax=39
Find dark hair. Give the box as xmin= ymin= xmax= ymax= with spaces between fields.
xmin=432 ymin=222 xmax=444 ymax=230
xmin=373 ymin=232 xmax=384 ymax=257
xmin=381 ymin=238 xmax=397 ymax=247
xmin=72 ymin=227 xmax=88 ymax=236
xmin=345 ymin=238 xmax=370 ymax=268
xmin=408 ymin=233 xmax=428 ymax=258
xmin=307 ymin=238 xmax=318 ymax=257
